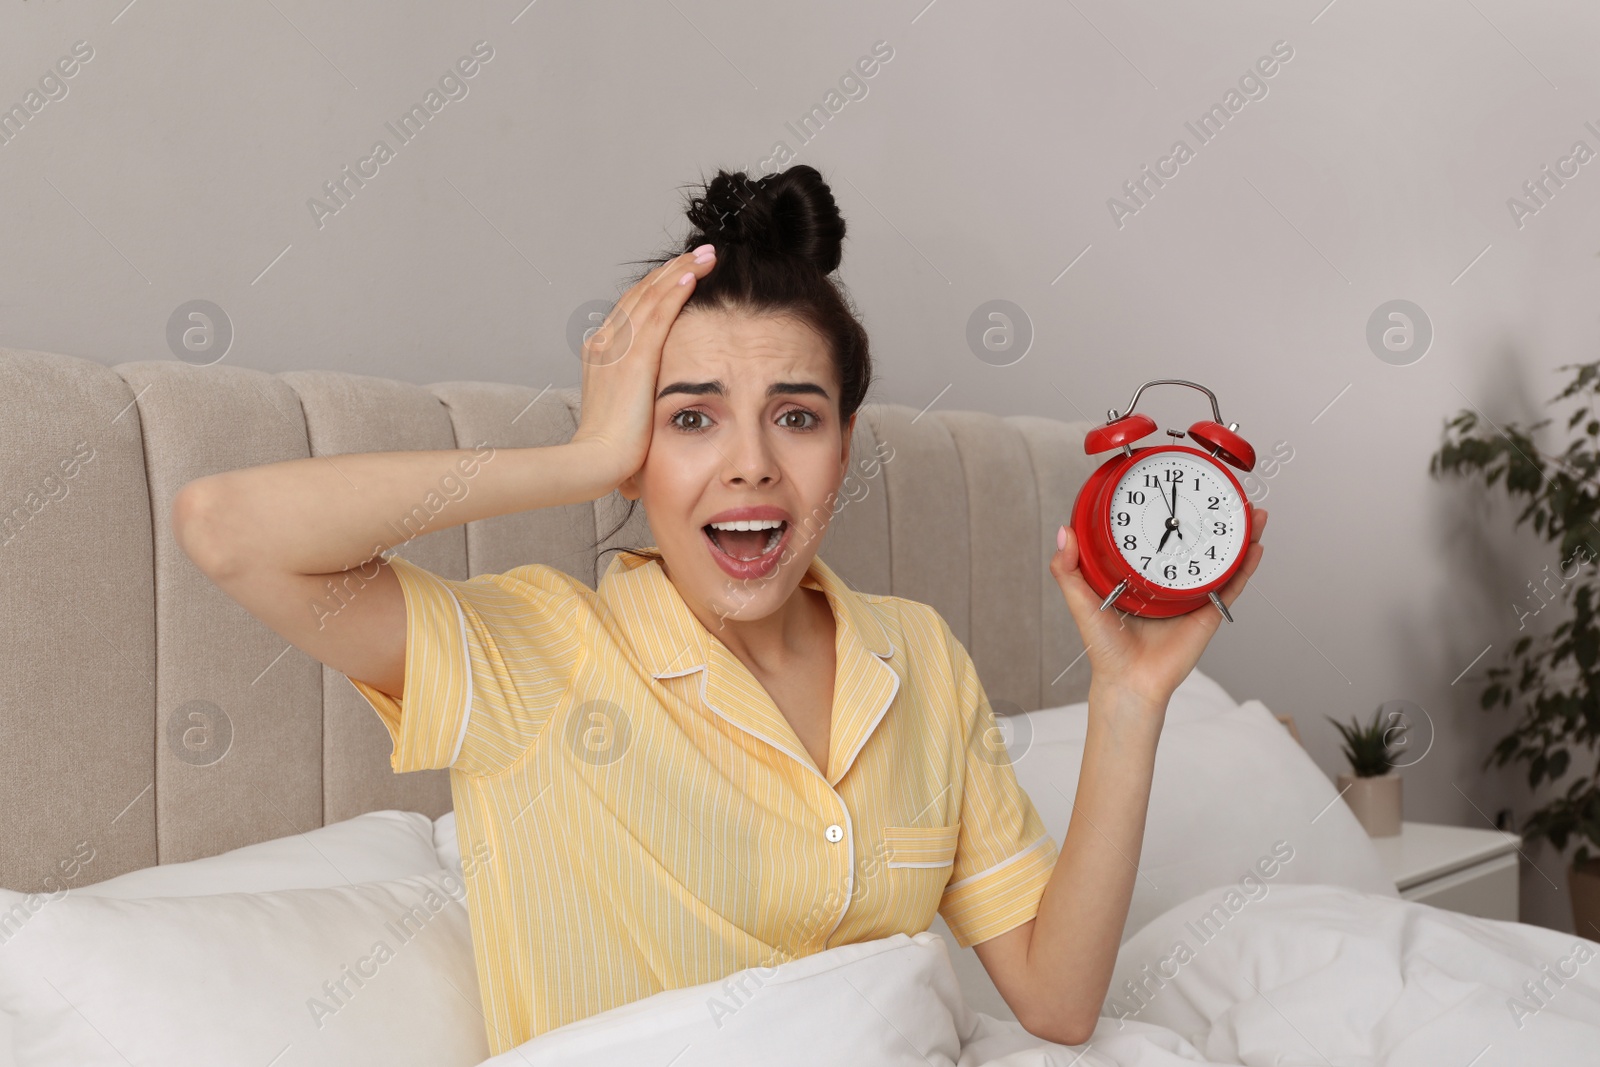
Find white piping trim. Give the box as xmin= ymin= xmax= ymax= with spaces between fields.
xmin=828 ymin=642 xmax=899 ymax=785
xmin=650 ymin=664 xmax=703 ymax=680
xmin=821 ymin=797 xmax=855 ymax=948
xmin=695 ymin=666 xmax=818 ymax=776
xmin=445 ymin=587 xmax=474 ymax=768
xmin=885 ymin=818 xmax=957 ymax=868
xmin=690 ymin=663 xmax=858 ymax=948
xmin=943 ymin=834 xmax=1052 ymax=892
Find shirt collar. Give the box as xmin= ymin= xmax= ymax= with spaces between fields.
xmin=599 ymin=547 xmax=901 ymax=786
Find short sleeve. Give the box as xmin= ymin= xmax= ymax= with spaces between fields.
xmin=935 ymin=619 xmax=1060 ymax=948
xmin=346 ymin=554 xmax=591 ymax=778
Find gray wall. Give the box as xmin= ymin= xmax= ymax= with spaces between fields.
xmin=4 ymin=0 xmax=1598 ymax=933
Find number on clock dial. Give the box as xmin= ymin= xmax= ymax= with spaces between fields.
xmin=1111 ymin=453 xmax=1246 ymax=590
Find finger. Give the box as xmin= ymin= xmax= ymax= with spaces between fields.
xmin=617 ymin=247 xmax=717 ymax=357
xmin=1049 ymin=525 xmax=1110 ymax=625
xmin=590 ymin=248 xmax=716 ymax=365
xmin=645 ymin=244 xmax=715 ymax=289
xmin=613 ymin=250 xmax=699 ymax=325
xmin=638 ymin=246 xmax=716 ymax=302
xmin=1249 ymin=507 xmax=1268 ymax=543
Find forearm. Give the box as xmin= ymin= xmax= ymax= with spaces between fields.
xmin=1024 ymin=680 xmax=1165 ymax=1040
xmin=176 ymin=439 xmax=623 ymax=577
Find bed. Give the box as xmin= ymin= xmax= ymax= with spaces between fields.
xmin=2 ymin=346 xmax=1596 ymax=1065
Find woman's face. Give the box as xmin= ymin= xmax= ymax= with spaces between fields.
xmin=619 ymin=307 xmax=855 ymax=629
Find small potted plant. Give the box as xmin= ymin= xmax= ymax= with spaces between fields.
xmin=1328 ymin=708 xmax=1402 ymax=836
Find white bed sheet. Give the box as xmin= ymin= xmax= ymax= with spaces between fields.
xmin=479 ymin=884 xmax=1600 ymax=1066
xmin=1107 ymin=881 xmax=1600 ymax=1065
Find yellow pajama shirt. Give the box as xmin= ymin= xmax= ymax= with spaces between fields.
xmin=347 ymin=546 xmax=1058 ymax=1054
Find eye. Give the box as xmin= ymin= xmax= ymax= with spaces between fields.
xmin=669 ymin=408 xmax=711 ymax=433
xmin=779 ymin=408 xmax=820 ymax=431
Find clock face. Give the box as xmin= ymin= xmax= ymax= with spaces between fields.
xmin=1108 ymin=451 xmax=1247 ymax=591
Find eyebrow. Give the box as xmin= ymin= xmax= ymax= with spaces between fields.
xmin=655 ymin=379 xmax=831 ymax=402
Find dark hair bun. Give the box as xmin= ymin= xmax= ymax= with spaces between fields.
xmin=684 ymin=165 xmax=845 ymax=275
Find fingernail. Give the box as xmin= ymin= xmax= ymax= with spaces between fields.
xmin=693 ymin=250 xmax=714 ymax=264
xmin=1057 ymin=525 xmax=1067 ymax=551
xmin=678 ymin=271 xmax=694 ymax=286
xmin=692 ymin=243 xmax=714 ymax=256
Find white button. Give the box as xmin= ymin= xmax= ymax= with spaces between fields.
xmin=824 ymin=823 xmax=844 ymax=843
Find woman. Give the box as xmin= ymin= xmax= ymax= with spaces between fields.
xmin=173 ymin=164 xmax=1266 ymax=1054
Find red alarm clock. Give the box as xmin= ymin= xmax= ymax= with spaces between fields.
xmin=1069 ymin=379 xmax=1256 ymax=622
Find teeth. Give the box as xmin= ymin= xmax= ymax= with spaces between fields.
xmin=707 ymin=519 xmax=784 ymax=531
xmin=706 ymin=523 xmax=786 ymax=561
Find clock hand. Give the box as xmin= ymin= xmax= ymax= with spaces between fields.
xmin=1153 ymin=478 xmax=1183 ymax=552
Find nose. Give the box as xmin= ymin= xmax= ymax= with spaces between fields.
xmin=722 ymin=421 xmax=779 ymax=488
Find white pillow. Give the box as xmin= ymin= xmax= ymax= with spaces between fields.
xmin=480 ymin=931 xmax=998 ymax=1065
xmin=0 ymin=809 xmax=444 ymax=1067
xmin=1015 ymin=665 xmax=1241 ymax=747
xmin=70 ymin=809 xmax=441 ymax=899
xmin=937 ymin=668 xmax=1397 ymax=1022
xmin=434 ymin=809 xmax=461 ymax=877
xmin=1008 ymin=689 xmax=1398 ymax=944
xmin=0 ymin=872 xmax=489 ymax=1067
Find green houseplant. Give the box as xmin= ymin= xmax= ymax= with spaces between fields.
xmin=1327 ymin=708 xmax=1402 ymax=836
xmin=1429 ymin=358 xmax=1600 ymax=937
xmin=1329 ymin=708 xmax=1399 ymax=776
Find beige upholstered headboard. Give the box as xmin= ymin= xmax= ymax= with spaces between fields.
xmin=0 ymin=347 xmax=1101 ymax=894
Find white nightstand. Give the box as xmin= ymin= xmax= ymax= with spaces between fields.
xmin=1368 ymin=821 xmax=1523 ymax=921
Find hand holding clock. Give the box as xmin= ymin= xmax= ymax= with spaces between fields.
xmin=1050 ymin=506 xmax=1267 ymax=720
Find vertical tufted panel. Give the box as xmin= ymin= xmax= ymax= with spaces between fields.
xmin=815 ymin=410 xmax=893 ymax=597
xmin=1009 ymin=416 xmax=1102 ymax=708
xmin=0 ymin=349 xmax=158 ymax=889
xmin=116 ymin=360 xmax=326 ymax=866
xmin=278 ymin=369 xmax=467 ymax=824
xmin=937 ymin=410 xmax=1042 ymax=716
xmin=861 ymin=404 xmax=973 ymax=651
xmin=1 ymin=345 xmax=1097 ymax=892
xmin=430 ymin=383 xmax=599 ymax=587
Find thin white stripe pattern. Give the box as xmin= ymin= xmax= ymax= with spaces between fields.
xmin=445 ymin=586 xmax=474 ymax=767
xmin=343 ymin=549 xmax=1059 ymax=1052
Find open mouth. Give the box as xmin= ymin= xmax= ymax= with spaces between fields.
xmin=702 ymin=520 xmax=788 ymax=562
xmin=701 ymin=518 xmax=793 ymax=580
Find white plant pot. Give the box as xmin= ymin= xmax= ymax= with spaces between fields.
xmin=1336 ymin=771 xmax=1402 ymax=837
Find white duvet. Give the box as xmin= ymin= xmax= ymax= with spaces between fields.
xmin=482 ymin=883 xmax=1600 ymax=1066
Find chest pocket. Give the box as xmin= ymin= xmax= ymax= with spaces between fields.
xmin=883 ymin=823 xmax=960 ymax=869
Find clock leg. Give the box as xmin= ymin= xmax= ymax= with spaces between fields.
xmin=1208 ymin=590 xmax=1234 ymax=624
xmin=1098 ymin=578 xmax=1129 ymax=612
